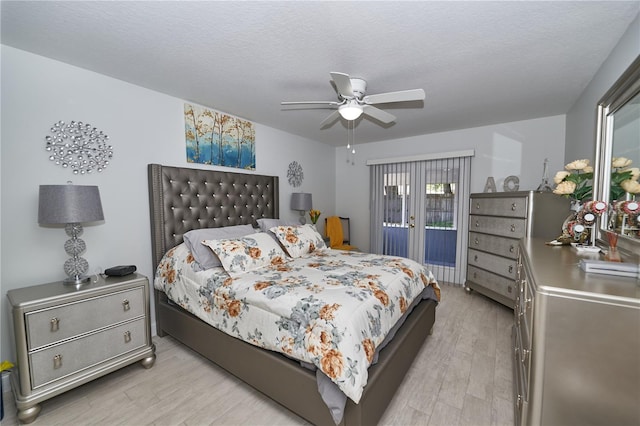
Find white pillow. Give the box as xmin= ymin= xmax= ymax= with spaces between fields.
xmin=202 ymin=232 xmax=288 ymax=276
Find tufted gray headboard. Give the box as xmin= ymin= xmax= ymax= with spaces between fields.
xmin=148 ymin=164 xmax=279 ymax=270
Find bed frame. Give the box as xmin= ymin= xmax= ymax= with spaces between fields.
xmin=148 ymin=163 xmax=437 ymax=425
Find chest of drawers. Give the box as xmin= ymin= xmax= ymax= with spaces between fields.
xmin=513 ymin=238 xmax=639 ymax=425
xmin=7 ymin=273 xmax=156 ymax=424
xmin=466 ymin=191 xmax=568 ymax=308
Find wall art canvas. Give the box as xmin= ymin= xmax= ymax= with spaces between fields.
xmin=184 ymin=103 xmax=255 ymax=170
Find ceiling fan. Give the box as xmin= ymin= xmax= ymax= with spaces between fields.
xmin=281 ymin=72 xmax=426 ymax=127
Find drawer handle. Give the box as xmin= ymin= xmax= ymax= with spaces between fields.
xmin=475 ymin=221 xmax=479 ymax=228
xmin=474 ymin=238 xmax=479 ymax=245
xmin=474 ymin=255 xmax=478 ymax=262
xmin=475 ymin=203 xmax=480 ymax=209
xmin=122 ymin=299 xmax=130 ymax=311
xmin=53 ymin=354 xmax=63 ymax=369
xmin=473 ymin=272 xmax=478 ymax=279
xmin=50 ymin=317 xmax=60 ymax=332
xmin=517 ymin=394 xmax=523 ymax=409
xmin=510 ymin=224 xmax=516 ymax=232
xmin=124 ymin=330 xmax=132 ymax=343
xmin=507 ymin=286 xmax=513 ymax=294
xmin=509 ymin=265 xmax=514 ymax=274
xmin=509 ymin=245 xmax=515 ymax=253
xmin=511 ymin=203 xmax=517 ymax=211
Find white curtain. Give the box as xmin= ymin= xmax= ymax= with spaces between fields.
xmin=369 ymin=152 xmax=473 ymax=285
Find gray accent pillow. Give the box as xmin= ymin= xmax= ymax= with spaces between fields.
xmin=183 ymin=224 xmax=256 ymax=269
xmin=256 ymin=218 xmax=296 ymax=232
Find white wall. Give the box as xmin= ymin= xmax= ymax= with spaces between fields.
xmin=335 ymin=115 xmax=567 ymax=251
xmin=0 ymin=46 xmax=335 ymax=364
xmin=565 ymin=14 xmax=640 ymax=161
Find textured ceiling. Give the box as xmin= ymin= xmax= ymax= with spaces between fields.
xmin=2 ymin=1 xmax=639 ymax=146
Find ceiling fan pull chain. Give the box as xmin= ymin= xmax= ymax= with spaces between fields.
xmin=351 ymin=122 xmax=356 ymax=165
xmin=346 ymin=120 xmax=351 ymax=162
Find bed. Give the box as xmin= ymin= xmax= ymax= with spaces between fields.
xmin=148 ymin=163 xmax=438 ymax=425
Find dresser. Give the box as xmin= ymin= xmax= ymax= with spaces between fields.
xmin=513 ymin=238 xmax=639 ymax=426
xmin=7 ymin=273 xmax=156 ymax=424
xmin=466 ymin=191 xmax=568 ymax=308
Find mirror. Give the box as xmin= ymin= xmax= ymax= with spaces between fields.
xmin=594 ymin=55 xmax=640 ymax=255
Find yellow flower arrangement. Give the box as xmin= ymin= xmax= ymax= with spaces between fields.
xmin=308 ymin=209 xmax=321 ymax=224
xmin=0 ymin=360 xmax=14 ymax=372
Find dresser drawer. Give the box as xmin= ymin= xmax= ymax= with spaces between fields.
xmin=513 ymin=326 xmax=528 ymax=426
xmin=467 ymin=265 xmax=516 ymax=300
xmin=470 ymin=215 xmax=527 ymax=239
xmin=468 ymin=249 xmax=518 ymax=279
xmin=26 ymin=287 xmax=144 ymax=350
xmin=29 ymin=318 xmax=146 ymax=389
xmin=470 ymin=196 xmax=528 ymax=218
xmin=469 ymin=232 xmax=519 ymax=259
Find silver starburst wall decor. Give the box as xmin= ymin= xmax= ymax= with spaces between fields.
xmin=287 ymin=161 xmax=304 ymax=187
xmin=45 ymin=120 xmax=113 ymax=174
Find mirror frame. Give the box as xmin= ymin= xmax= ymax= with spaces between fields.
xmin=594 ymin=54 xmax=640 ymax=256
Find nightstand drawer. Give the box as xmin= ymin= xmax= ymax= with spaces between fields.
xmin=469 ymin=232 xmax=519 ymax=259
xmin=29 ymin=318 xmax=146 ymax=389
xmin=470 ymin=215 xmax=526 ymax=239
xmin=471 ymin=196 xmax=528 ymax=218
xmin=26 ymin=287 xmax=144 ymax=350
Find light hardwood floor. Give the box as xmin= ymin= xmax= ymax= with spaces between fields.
xmin=2 ymin=285 xmax=514 ymax=426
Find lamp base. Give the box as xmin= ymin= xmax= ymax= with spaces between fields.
xmin=298 ymin=211 xmax=307 ymax=225
xmin=63 ymin=275 xmax=91 ymax=286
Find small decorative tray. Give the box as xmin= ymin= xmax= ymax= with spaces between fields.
xmin=571 ymin=243 xmax=601 ymax=253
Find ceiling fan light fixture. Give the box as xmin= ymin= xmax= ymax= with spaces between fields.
xmin=338 ymin=102 xmax=363 ymax=120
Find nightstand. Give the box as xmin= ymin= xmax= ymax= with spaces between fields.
xmin=7 ymin=273 xmax=156 ymax=424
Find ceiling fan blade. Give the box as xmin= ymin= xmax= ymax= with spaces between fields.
xmin=363 ymin=89 xmax=425 ymax=105
xmin=362 ymin=105 xmax=396 ymax=124
xmin=281 ymin=101 xmax=340 ymax=106
xmin=320 ymin=110 xmax=341 ymax=127
xmin=330 ymin=72 xmax=354 ymax=98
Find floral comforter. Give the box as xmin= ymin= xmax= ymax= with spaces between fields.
xmin=155 ymin=244 xmax=440 ymax=403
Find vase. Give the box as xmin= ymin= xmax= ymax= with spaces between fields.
xmin=605 ymin=246 xmax=622 ymax=262
xmin=560 ymin=200 xmax=590 ymax=243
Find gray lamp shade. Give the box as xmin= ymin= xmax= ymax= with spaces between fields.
xmin=290 ymin=192 xmax=312 ymax=211
xmin=38 ymin=184 xmax=104 ymax=224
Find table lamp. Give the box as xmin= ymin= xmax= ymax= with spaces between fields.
xmin=291 ymin=192 xmax=312 ymax=224
xmin=38 ymin=183 xmax=104 ymax=284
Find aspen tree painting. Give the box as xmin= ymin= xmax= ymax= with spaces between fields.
xmin=184 ymin=103 xmax=256 ymax=170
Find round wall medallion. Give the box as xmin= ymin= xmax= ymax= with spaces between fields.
xmin=45 ymin=120 xmax=113 ymax=174
xmin=287 ymin=161 xmax=304 ymax=187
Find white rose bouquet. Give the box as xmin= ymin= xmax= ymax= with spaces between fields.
xmin=554 ymin=157 xmax=640 ymax=203
xmin=610 ymin=157 xmax=640 ymax=200
xmin=553 ymin=159 xmax=593 ymax=202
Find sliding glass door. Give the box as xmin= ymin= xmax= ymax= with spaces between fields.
xmin=369 ymin=152 xmax=472 ymax=284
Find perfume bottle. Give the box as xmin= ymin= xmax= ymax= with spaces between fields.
xmin=537 ymin=158 xmax=553 ymax=192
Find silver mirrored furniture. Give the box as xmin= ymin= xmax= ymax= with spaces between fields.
xmin=7 ymin=273 xmax=156 ymax=423
xmin=594 ymin=54 xmax=640 ymax=256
